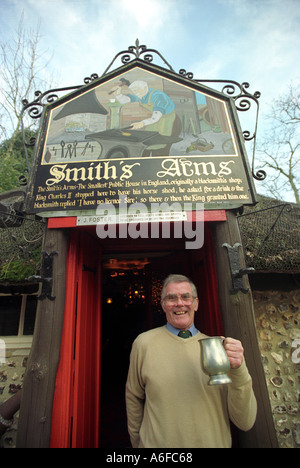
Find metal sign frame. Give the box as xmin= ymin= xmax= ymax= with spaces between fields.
xmin=23 ymin=41 xmax=261 ymax=218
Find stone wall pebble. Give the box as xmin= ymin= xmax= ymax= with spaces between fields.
xmin=0 ymin=348 xmax=29 ymax=448
xmin=253 ymin=289 xmax=300 ymax=448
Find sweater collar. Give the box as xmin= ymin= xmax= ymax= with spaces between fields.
xmin=166 ymin=322 xmax=199 ymax=337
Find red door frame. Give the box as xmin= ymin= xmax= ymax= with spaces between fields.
xmin=50 ymin=230 xmax=102 ymax=448
xmin=50 ymin=213 xmax=225 ymax=448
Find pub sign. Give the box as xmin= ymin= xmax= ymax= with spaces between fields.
xmin=26 ymin=60 xmax=257 ymax=219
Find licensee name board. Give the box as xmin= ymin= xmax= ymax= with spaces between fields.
xmin=26 ymin=62 xmax=257 ymax=216
xmin=77 ymin=210 xmax=188 ymax=227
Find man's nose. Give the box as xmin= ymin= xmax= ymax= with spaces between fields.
xmin=174 ymin=296 xmax=185 ymax=305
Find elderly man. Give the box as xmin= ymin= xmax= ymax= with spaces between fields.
xmin=125 ymin=274 xmax=257 ymax=448
xmin=111 ymin=80 xmax=175 ymax=130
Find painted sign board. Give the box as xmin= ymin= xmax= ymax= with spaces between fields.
xmin=26 ymin=61 xmax=257 ymax=217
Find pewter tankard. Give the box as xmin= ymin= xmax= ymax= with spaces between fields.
xmin=200 ymin=337 xmax=232 ymax=385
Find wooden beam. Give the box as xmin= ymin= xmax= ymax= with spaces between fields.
xmin=48 ymin=217 xmax=77 ymax=229
xmin=16 ymin=228 xmax=69 ymax=448
xmin=211 ymin=211 xmax=278 ymax=448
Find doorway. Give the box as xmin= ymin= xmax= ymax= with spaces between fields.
xmin=51 ymin=224 xmax=223 ymax=448
xmin=100 ymin=251 xmax=177 ymax=447
xmin=99 ymin=227 xmax=223 ymax=447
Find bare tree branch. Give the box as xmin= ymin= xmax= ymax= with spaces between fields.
xmin=0 ymin=12 xmax=53 ymax=150
xmin=257 ymin=84 xmax=300 ymax=203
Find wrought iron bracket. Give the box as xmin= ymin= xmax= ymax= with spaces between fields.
xmin=0 ymin=190 xmax=26 ymax=228
xmin=238 ymin=203 xmax=292 ymax=256
xmin=21 ymin=38 xmax=264 ymax=188
xmin=0 ymin=202 xmax=25 ymax=229
xmin=222 ymin=243 xmax=255 ymax=294
xmin=27 ymin=251 xmax=58 ymax=301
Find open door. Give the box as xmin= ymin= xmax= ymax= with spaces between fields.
xmin=99 ymin=224 xmax=224 ymax=447
xmin=51 ymin=223 xmax=223 ymax=448
xmin=50 ymin=230 xmax=102 ymax=448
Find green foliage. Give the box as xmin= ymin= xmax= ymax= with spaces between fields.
xmin=0 ymin=214 xmax=44 ymax=283
xmin=0 ymin=245 xmax=42 ymax=282
xmin=0 ymin=129 xmax=36 ymax=193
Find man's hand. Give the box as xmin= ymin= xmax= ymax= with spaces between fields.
xmin=110 ymin=85 xmax=122 ymax=96
xmin=222 ymin=337 xmax=244 ymax=369
xmin=130 ymin=121 xmax=145 ymax=130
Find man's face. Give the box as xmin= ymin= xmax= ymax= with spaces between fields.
xmin=161 ymin=281 xmax=199 ymax=331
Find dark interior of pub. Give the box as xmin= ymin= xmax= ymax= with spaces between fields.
xmin=100 ymin=253 xmax=168 ymax=447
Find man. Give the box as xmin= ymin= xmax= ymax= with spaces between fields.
xmin=110 ymin=80 xmax=178 ymax=155
xmin=125 ymin=274 xmax=257 ymax=448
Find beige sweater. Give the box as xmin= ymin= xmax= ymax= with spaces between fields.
xmin=126 ymin=326 xmax=257 ymax=448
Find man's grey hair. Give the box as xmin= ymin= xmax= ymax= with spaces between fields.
xmin=161 ymin=274 xmax=198 ymax=301
xmin=129 ymin=80 xmax=148 ymax=91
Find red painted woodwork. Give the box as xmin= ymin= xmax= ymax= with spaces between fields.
xmin=199 ymin=224 xmax=224 ymax=336
xmin=50 ymin=222 xmax=223 ymax=447
xmin=49 ymin=232 xmax=78 ymax=447
xmin=186 ymin=210 xmax=226 ymax=222
xmin=48 ymin=217 xmax=77 ymax=229
xmin=50 ymin=231 xmax=102 ymax=448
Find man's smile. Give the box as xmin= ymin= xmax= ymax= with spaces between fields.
xmin=162 ymin=281 xmax=199 ymax=330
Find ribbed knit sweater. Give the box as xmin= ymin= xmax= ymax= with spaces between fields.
xmin=126 ymin=326 xmax=257 ymax=448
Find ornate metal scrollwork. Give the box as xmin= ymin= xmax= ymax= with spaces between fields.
xmin=20 ymin=38 xmax=264 ymax=184
xmin=102 ymin=38 xmax=175 ymax=76
xmin=191 ymin=78 xmax=264 ymax=181
xmin=20 ymin=84 xmax=82 ymax=176
xmin=179 ymin=69 xmax=194 ymax=79
xmin=21 ymin=85 xmax=82 ymax=123
xmin=83 ymin=73 xmax=99 ymax=84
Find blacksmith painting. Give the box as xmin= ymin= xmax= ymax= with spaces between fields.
xmin=41 ymin=68 xmax=237 ymax=164
xmin=28 ymin=63 xmax=257 ymax=215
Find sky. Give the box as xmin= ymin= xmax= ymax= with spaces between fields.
xmin=1 ymin=0 xmax=299 ymax=199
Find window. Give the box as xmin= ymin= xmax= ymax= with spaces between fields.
xmin=0 ymin=295 xmax=37 ymax=337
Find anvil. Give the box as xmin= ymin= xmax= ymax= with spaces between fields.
xmin=85 ymin=129 xmax=182 ymax=159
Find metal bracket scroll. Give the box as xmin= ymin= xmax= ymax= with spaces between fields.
xmin=222 ymin=243 xmax=255 ymax=294
xmin=27 ymin=251 xmax=58 ymax=301
xmin=21 ymin=39 xmax=263 ymax=187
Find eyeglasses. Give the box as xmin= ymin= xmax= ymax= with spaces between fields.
xmin=163 ymin=293 xmax=195 ymax=305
